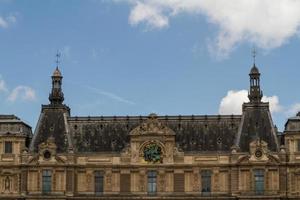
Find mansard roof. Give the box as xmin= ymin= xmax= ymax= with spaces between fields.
xmin=0 ymin=115 xmax=32 ymax=135
xmin=68 ymin=114 xmax=241 ymax=153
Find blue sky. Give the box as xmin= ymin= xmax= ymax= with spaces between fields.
xmin=1 ymin=0 xmax=300 ymax=131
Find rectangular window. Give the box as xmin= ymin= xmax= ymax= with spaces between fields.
xmin=298 ymin=139 xmax=300 ymax=152
xmin=254 ymin=169 xmax=264 ymax=195
xmin=147 ymin=171 xmax=157 ymax=195
xmin=94 ymin=171 xmax=104 ymax=195
xmin=201 ymin=170 xmax=212 ymax=195
xmin=42 ymin=170 xmax=52 ymax=194
xmin=4 ymin=141 xmax=12 ymax=154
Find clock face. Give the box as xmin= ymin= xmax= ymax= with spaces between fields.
xmin=255 ymin=149 xmax=263 ymax=158
xmin=143 ymin=143 xmax=162 ymax=163
xmin=43 ymin=150 xmax=51 ymax=159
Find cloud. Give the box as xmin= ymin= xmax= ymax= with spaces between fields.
xmin=286 ymin=103 xmax=300 ymax=116
xmin=262 ymin=95 xmax=282 ymax=113
xmin=129 ymin=2 xmax=168 ymax=29
xmin=85 ymin=85 xmax=136 ymax=105
xmin=112 ymin=0 xmax=300 ymax=56
xmin=7 ymin=86 xmax=37 ymax=102
xmin=0 ymin=14 xmax=17 ymax=29
xmin=219 ymin=89 xmax=282 ymax=115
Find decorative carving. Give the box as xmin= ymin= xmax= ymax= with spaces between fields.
xmin=193 ymin=173 xmax=199 ymax=191
xmin=38 ymin=136 xmax=57 ymax=159
xmin=158 ymin=173 xmax=165 ymax=192
xmin=130 ymin=113 xmax=175 ymax=136
xmin=4 ymin=176 xmax=10 ymax=190
xmin=249 ymin=138 xmax=269 ymax=162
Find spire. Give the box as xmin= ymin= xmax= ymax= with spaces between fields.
xmin=49 ymin=52 xmax=64 ymax=105
xmin=248 ymin=63 xmax=263 ymax=103
xmin=252 ymin=47 xmax=256 ymax=66
xmin=248 ymin=47 xmax=263 ymax=103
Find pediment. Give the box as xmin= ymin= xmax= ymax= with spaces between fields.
xmin=130 ymin=113 xmax=175 ymax=136
xmin=26 ymin=154 xmax=66 ymax=165
xmin=237 ymin=153 xmax=280 ymax=164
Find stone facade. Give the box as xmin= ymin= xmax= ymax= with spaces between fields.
xmin=0 ymin=64 xmax=299 ymax=200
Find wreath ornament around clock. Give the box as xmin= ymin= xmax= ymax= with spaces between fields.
xmin=143 ymin=143 xmax=163 ymax=163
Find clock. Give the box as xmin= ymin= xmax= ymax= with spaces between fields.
xmin=255 ymin=149 xmax=263 ymax=159
xmin=143 ymin=143 xmax=162 ymax=163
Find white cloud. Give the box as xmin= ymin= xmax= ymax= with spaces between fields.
xmin=286 ymin=103 xmax=300 ymax=116
xmin=262 ymin=95 xmax=282 ymax=113
xmin=7 ymin=86 xmax=37 ymax=102
xmin=0 ymin=14 xmax=17 ymax=29
xmin=113 ymin=0 xmax=300 ymax=56
xmin=129 ymin=2 xmax=168 ymax=29
xmin=219 ymin=90 xmax=249 ymax=115
xmin=85 ymin=85 xmax=135 ymax=105
xmin=219 ymin=89 xmax=282 ymax=115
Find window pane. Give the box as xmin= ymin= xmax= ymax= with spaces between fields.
xmin=254 ymin=169 xmax=264 ymax=195
xmin=4 ymin=141 xmax=12 ymax=154
xmin=201 ymin=170 xmax=211 ymax=195
xmin=42 ymin=170 xmax=52 ymax=194
xmin=147 ymin=171 xmax=157 ymax=194
xmin=95 ymin=171 xmax=104 ymax=194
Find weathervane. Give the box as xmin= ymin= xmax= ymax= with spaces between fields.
xmin=55 ymin=50 xmax=61 ymax=67
xmin=252 ymin=47 xmax=257 ymax=65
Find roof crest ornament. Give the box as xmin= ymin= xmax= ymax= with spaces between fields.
xmin=55 ymin=50 xmax=61 ymax=68
xmin=252 ymin=46 xmax=257 ymax=66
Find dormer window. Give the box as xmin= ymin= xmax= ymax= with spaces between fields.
xmin=4 ymin=141 xmax=12 ymax=154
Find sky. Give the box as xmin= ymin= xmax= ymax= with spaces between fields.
xmin=1 ymin=0 xmax=300 ymax=131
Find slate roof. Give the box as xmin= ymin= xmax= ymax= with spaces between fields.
xmin=68 ymin=115 xmax=241 ymax=153
xmin=0 ymin=115 xmax=33 ymax=148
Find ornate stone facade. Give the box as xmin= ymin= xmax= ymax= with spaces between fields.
xmin=0 ymin=64 xmax=300 ymax=199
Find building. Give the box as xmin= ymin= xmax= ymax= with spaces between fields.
xmin=0 ymin=63 xmax=300 ymax=200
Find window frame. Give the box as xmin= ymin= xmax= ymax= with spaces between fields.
xmin=4 ymin=141 xmax=13 ymax=154
xmin=42 ymin=170 xmax=52 ymax=194
xmin=201 ymin=170 xmax=212 ymax=195
xmin=254 ymin=169 xmax=264 ymax=195
xmin=147 ymin=171 xmax=157 ymax=195
xmin=94 ymin=171 xmax=104 ymax=195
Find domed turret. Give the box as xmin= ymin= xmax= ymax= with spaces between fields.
xmin=250 ymin=64 xmax=260 ymax=75
xmin=49 ymin=67 xmax=64 ymax=105
xmin=52 ymin=67 xmax=62 ymax=77
xmin=248 ymin=64 xmax=263 ymax=103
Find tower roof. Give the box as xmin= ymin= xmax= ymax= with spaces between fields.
xmin=250 ymin=64 xmax=260 ymax=75
xmin=52 ymin=67 xmax=62 ymax=77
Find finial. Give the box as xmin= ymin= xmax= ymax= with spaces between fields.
xmin=55 ymin=50 xmax=61 ymax=67
xmin=252 ymin=46 xmax=257 ymax=65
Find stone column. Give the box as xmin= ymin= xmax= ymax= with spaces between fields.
xmin=230 ymin=167 xmax=238 ymax=195
xmin=20 ymin=169 xmax=27 ymax=195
